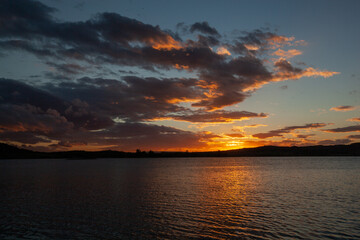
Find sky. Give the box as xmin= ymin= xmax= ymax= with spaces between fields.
xmin=0 ymin=0 xmax=359 ymax=152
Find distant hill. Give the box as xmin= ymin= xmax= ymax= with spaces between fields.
xmin=0 ymin=142 xmax=359 ymax=159
xmin=0 ymin=143 xmax=38 ymax=158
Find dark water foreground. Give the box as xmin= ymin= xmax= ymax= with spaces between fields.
xmin=0 ymin=157 xmax=359 ymax=239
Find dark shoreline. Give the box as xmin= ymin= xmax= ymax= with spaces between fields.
xmin=1 ymin=142 xmax=359 ymax=159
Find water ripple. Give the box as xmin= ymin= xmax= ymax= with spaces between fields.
xmin=0 ymin=157 xmax=359 ymax=239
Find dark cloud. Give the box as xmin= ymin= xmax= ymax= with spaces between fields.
xmin=44 ymin=72 xmax=72 ymax=81
xmin=43 ymin=76 xmax=268 ymax=124
xmin=253 ymin=123 xmax=328 ymax=139
xmin=190 ymin=22 xmax=220 ymax=36
xmin=296 ymin=134 xmax=315 ymax=139
xmin=0 ymin=77 xmax=268 ymax=150
xmin=87 ymin=123 xmax=216 ymax=151
xmin=0 ymin=103 xmax=73 ymax=144
xmin=90 ymin=12 xmax=174 ymax=47
xmin=46 ymin=61 xmax=87 ymax=75
xmin=0 ymin=105 xmax=216 ymax=150
xmin=0 ymin=78 xmax=114 ymax=131
xmin=323 ymin=125 xmax=360 ymax=133
xmin=274 ymin=58 xmax=302 ymax=73
xmin=347 ymin=135 xmax=360 ymax=139
xmin=0 ymin=78 xmax=217 ymax=150
xmin=0 ymin=40 xmax=54 ymax=57
xmin=29 ymin=75 xmax=41 ymax=78
xmin=0 ymin=0 xmax=55 ymax=33
xmin=317 ymin=139 xmax=352 ymax=145
xmin=170 ymin=110 xmax=267 ymax=123
xmin=239 ymin=29 xmax=273 ymax=46
xmin=197 ymin=35 xmax=220 ymax=47
xmin=45 ymin=76 xmax=196 ymax=122
xmin=0 ymin=78 xmax=67 ymax=112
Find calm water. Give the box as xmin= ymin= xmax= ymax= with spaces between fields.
xmin=0 ymin=157 xmax=359 ymax=239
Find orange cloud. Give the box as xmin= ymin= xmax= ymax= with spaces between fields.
xmin=266 ymin=35 xmax=295 ymax=48
xmin=347 ymin=117 xmax=360 ymax=122
xmin=196 ymin=80 xmax=218 ymax=90
xmin=272 ymin=49 xmax=302 ymax=59
xmin=276 ymin=67 xmax=339 ymax=79
xmin=165 ymin=97 xmax=199 ymax=104
xmin=150 ymin=35 xmax=183 ymax=50
xmin=243 ymin=59 xmax=339 ymax=92
xmin=174 ymin=64 xmax=189 ymax=70
xmin=216 ymin=46 xmax=231 ymax=55
xmin=196 ymin=80 xmax=221 ymax=99
xmin=268 ymin=35 xmax=295 ymax=43
xmin=273 ymin=58 xmax=339 ymax=80
xmin=244 ymin=66 xmax=339 ymax=92
xmin=330 ymin=105 xmax=356 ymax=112
xmin=244 ymin=44 xmax=260 ymax=51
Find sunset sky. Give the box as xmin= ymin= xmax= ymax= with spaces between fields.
xmin=0 ymin=0 xmax=359 ymax=152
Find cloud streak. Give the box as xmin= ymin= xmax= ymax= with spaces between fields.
xmin=323 ymin=125 xmax=360 ymax=133
xmin=330 ymin=105 xmax=356 ymax=112
xmin=253 ymin=123 xmax=328 ymax=139
xmin=347 ymin=117 xmax=360 ymax=122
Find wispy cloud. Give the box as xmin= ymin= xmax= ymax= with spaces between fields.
xmin=347 ymin=135 xmax=360 ymax=139
xmin=323 ymin=125 xmax=360 ymax=133
xmin=347 ymin=117 xmax=360 ymax=122
xmin=330 ymin=105 xmax=356 ymax=112
xmin=272 ymin=49 xmax=302 ymax=59
xmin=253 ymin=123 xmax=328 ymax=139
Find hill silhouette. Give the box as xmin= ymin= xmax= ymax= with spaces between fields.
xmin=1 ymin=142 xmax=359 ymax=159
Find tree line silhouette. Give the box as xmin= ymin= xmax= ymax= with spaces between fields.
xmin=1 ymin=142 xmax=360 ymax=159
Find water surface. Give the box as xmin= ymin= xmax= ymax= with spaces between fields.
xmin=0 ymin=157 xmax=359 ymax=239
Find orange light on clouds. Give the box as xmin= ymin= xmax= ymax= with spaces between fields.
xmin=165 ymin=97 xmax=199 ymax=104
xmin=173 ymin=64 xmax=189 ymax=70
xmin=267 ymin=35 xmax=295 ymax=47
xmin=1 ymin=123 xmax=53 ymax=133
xmin=272 ymin=49 xmax=302 ymax=59
xmin=216 ymin=46 xmax=231 ymax=55
xmin=347 ymin=117 xmax=360 ymax=122
xmin=196 ymin=79 xmax=221 ymax=99
xmin=197 ymin=80 xmax=218 ymax=90
xmin=300 ymin=67 xmax=340 ymax=78
xmin=330 ymin=106 xmax=356 ymax=112
xmin=241 ymin=66 xmax=340 ymax=92
xmin=150 ymin=35 xmax=183 ymax=50
xmin=244 ymin=44 xmax=260 ymax=51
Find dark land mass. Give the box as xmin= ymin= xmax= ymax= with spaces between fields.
xmin=1 ymin=142 xmax=360 ymax=159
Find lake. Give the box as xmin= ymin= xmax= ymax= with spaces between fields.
xmin=0 ymin=157 xmax=359 ymax=239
